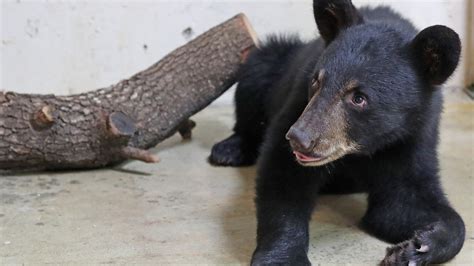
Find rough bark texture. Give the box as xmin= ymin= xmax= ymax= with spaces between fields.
xmin=0 ymin=14 xmax=258 ymax=171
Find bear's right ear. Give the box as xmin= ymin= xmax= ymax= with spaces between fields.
xmin=313 ymin=0 xmax=363 ymax=44
xmin=410 ymin=25 xmax=461 ymax=85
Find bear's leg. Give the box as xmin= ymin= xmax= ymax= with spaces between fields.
xmin=362 ymin=179 xmax=465 ymax=265
xmin=251 ymin=134 xmax=326 ymax=265
xmin=252 ymin=169 xmax=318 ymax=265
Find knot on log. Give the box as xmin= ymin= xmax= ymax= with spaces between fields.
xmin=31 ymin=105 xmax=56 ymax=130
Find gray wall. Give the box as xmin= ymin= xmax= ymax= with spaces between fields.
xmin=1 ymin=0 xmax=469 ymax=105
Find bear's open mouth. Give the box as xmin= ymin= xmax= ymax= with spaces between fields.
xmin=291 ymin=146 xmax=355 ymax=167
xmin=292 ymin=151 xmax=326 ymax=163
xmin=291 ymin=142 xmax=360 ymax=167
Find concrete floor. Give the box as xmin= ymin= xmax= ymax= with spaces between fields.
xmin=1 ymin=91 xmax=473 ymax=265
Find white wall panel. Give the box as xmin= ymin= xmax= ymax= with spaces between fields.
xmin=1 ymin=0 xmax=468 ymax=105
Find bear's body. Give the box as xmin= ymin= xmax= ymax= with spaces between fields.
xmin=210 ymin=1 xmax=465 ymax=265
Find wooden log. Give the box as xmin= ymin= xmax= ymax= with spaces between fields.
xmin=0 ymin=13 xmax=258 ymax=171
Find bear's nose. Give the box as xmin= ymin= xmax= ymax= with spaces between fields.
xmin=286 ymin=127 xmax=316 ymax=152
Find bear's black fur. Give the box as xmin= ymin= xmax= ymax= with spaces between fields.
xmin=209 ymin=0 xmax=465 ymax=265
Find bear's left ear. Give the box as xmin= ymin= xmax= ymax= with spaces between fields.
xmin=313 ymin=0 xmax=364 ymax=44
xmin=410 ymin=25 xmax=461 ymax=85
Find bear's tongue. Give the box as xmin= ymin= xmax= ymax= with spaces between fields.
xmin=293 ymin=151 xmax=323 ymax=162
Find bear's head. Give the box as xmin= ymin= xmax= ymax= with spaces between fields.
xmin=286 ymin=0 xmax=461 ymax=166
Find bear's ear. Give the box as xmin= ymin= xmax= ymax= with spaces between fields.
xmin=313 ymin=0 xmax=363 ymax=44
xmin=410 ymin=25 xmax=461 ymax=85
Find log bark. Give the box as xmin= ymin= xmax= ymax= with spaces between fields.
xmin=0 ymin=13 xmax=258 ymax=171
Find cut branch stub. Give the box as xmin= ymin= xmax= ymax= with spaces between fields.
xmin=177 ymin=119 xmax=196 ymax=140
xmin=31 ymin=105 xmax=55 ymax=130
xmin=107 ymin=111 xmax=136 ymax=138
xmin=121 ymin=146 xmax=160 ymax=163
xmin=0 ymin=13 xmax=258 ymax=171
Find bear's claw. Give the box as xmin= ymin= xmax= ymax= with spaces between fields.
xmin=380 ymin=223 xmax=443 ymax=266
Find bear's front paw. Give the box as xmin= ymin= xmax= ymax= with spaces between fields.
xmin=380 ymin=223 xmax=442 ymax=266
xmin=381 ymin=239 xmax=428 ymax=266
xmin=209 ymin=134 xmax=257 ymax=166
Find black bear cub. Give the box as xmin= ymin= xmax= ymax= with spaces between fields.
xmin=210 ymin=0 xmax=465 ymax=265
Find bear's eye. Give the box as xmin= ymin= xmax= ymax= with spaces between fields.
xmin=351 ymin=93 xmax=367 ymax=107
